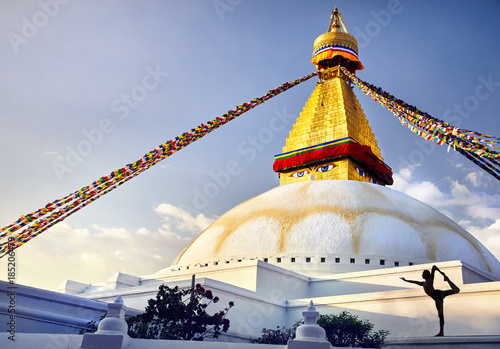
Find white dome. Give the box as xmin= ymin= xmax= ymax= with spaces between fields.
xmin=172 ymin=181 xmax=500 ymax=277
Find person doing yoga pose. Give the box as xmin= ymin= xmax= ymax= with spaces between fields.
xmin=400 ymin=265 xmax=460 ymax=336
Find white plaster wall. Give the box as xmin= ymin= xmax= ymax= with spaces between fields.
xmin=2 ymin=332 xmax=499 ymax=349
xmin=0 ymin=280 xmax=108 ymax=334
xmin=145 ymin=261 xmax=310 ymax=300
xmin=4 ymin=260 xmax=499 ymax=341
xmin=287 ymin=282 xmax=500 ymax=338
xmin=254 ymin=262 xmax=309 ymax=299
xmin=150 ymin=260 xmax=260 ymax=292
xmin=0 ymin=333 xmax=288 ymax=349
xmin=308 ymin=261 xmax=468 ymax=297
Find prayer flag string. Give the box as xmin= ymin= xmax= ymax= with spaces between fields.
xmin=341 ymin=67 xmax=500 ymax=181
xmin=0 ymin=72 xmax=318 ymax=258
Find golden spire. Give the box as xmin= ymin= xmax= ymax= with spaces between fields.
xmin=273 ymin=8 xmax=393 ymax=186
xmin=328 ymin=7 xmax=347 ymax=33
xmin=311 ymin=7 xmax=362 ymax=73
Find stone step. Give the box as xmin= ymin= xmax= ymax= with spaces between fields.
xmin=384 ymin=336 xmax=500 ymax=349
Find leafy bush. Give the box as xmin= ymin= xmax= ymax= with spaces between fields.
xmin=317 ymin=311 xmax=389 ymax=348
xmin=79 ymin=312 xmax=106 ymax=334
xmin=251 ymin=311 xmax=388 ymax=348
xmin=250 ymin=325 xmax=297 ymax=344
xmin=126 ymin=283 xmax=234 ymax=340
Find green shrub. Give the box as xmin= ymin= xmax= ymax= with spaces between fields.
xmin=317 ymin=311 xmax=389 ymax=348
xmin=250 ymin=325 xmax=297 ymax=344
xmin=251 ymin=311 xmax=388 ymax=348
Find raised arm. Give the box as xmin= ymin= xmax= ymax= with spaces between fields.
xmin=432 ymin=265 xmax=449 ymax=282
xmin=432 ymin=265 xmax=442 ymax=279
xmin=400 ymin=277 xmax=424 ymax=286
xmin=433 ymin=265 xmax=446 ymax=275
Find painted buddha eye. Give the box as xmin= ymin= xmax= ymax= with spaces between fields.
xmin=317 ymin=164 xmax=334 ymax=173
xmin=291 ymin=170 xmax=309 ymax=178
xmin=356 ymin=167 xmax=365 ymax=177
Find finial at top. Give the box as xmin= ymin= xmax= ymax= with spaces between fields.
xmin=328 ymin=6 xmax=348 ymax=33
xmin=310 ymin=7 xmax=363 ymax=73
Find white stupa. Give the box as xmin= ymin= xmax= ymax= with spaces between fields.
xmin=169 ymin=7 xmax=500 ymax=280
xmin=3 ymin=8 xmax=499 ymax=343
xmin=171 ymin=180 xmax=500 ymax=278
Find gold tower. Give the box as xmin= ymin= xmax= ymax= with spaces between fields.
xmin=273 ymin=8 xmax=393 ymax=186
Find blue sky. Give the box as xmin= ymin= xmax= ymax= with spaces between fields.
xmin=0 ymin=0 xmax=499 ymax=290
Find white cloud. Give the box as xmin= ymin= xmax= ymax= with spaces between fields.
xmin=394 ymin=167 xmax=500 ymax=218
xmin=448 ymin=180 xmax=473 ymax=206
xmin=404 ymin=181 xmax=445 ymax=207
xmin=466 ymin=172 xmax=480 ymax=187
xmin=463 ymin=219 xmax=500 ymax=259
xmin=155 ymin=203 xmax=217 ymax=235
xmin=391 ymin=166 xmax=500 ymax=261
xmin=443 ymin=180 xmax=500 ymax=221
xmin=391 ymin=173 xmax=409 ymax=192
xmin=0 ymin=203 xmax=217 ymax=291
xmin=398 ymin=166 xmax=414 ymax=181
xmin=467 ymin=205 xmax=500 ymax=221
xmin=392 ymin=167 xmax=445 ymax=207
xmin=391 ymin=164 xmax=420 ymax=192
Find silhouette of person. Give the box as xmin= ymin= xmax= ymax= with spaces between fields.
xmin=400 ymin=265 xmax=460 ymax=336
